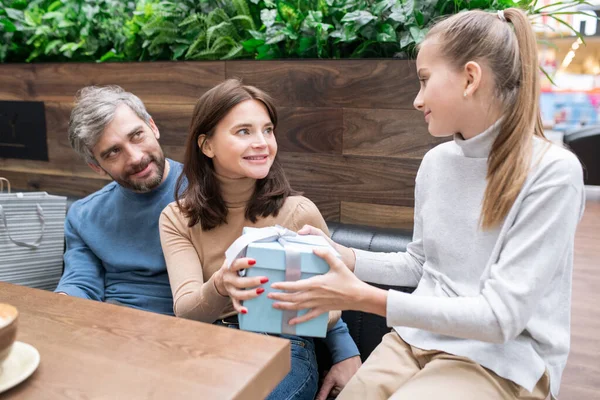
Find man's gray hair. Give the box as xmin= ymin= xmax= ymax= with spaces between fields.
xmin=69 ymin=85 xmax=152 ymax=164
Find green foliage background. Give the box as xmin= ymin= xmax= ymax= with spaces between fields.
xmin=0 ymin=0 xmax=590 ymax=62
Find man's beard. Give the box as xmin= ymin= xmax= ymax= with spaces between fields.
xmin=109 ymin=153 xmax=166 ymax=192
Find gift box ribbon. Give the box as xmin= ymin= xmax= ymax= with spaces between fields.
xmin=225 ymin=225 xmax=327 ymax=335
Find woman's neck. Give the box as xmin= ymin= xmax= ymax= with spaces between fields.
xmin=215 ymin=172 xmax=256 ymax=208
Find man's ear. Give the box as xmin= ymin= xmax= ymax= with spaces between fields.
xmin=88 ymin=161 xmax=107 ymax=176
xmin=198 ymin=134 xmax=214 ymax=158
xmin=149 ymin=117 xmax=160 ymax=140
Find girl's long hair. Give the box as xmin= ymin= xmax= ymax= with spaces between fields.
xmin=425 ymin=8 xmax=547 ymax=229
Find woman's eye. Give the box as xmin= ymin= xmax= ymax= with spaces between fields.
xmin=264 ymin=127 xmax=273 ymax=134
xmin=237 ymin=129 xmax=250 ymax=135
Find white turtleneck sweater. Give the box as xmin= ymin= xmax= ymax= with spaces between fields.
xmin=353 ymin=124 xmax=585 ymax=398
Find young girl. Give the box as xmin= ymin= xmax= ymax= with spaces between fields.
xmin=158 ymin=79 xmax=361 ymax=400
xmin=266 ymin=8 xmax=585 ymax=400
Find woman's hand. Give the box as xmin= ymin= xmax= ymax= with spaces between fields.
xmin=269 ymin=248 xmax=388 ymax=324
xmin=216 ymin=257 xmax=269 ymax=314
xmin=298 ymin=225 xmax=357 ymax=272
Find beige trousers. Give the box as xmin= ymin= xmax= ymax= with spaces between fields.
xmin=338 ymin=332 xmax=550 ymax=400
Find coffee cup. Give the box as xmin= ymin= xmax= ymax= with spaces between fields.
xmin=0 ymin=304 xmax=19 ymax=365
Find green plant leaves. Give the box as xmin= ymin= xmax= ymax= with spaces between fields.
xmin=0 ymin=18 xmax=16 ymax=32
xmin=341 ymin=10 xmax=377 ymax=28
xmin=1 ymin=0 xmax=134 ymax=62
xmin=0 ymin=0 xmax=594 ymax=63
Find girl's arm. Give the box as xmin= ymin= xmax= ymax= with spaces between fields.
xmin=385 ymin=158 xmax=585 ymax=343
xmin=352 ymin=179 xmax=425 ymax=288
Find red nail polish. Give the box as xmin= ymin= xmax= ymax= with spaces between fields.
xmin=241 ymin=309 xmax=248 ymax=314
xmin=256 ymin=288 xmax=265 ymax=294
xmin=248 ymin=260 xmax=256 ymax=266
xmin=260 ymin=278 xmax=269 ymax=284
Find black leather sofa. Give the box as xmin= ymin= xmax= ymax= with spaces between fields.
xmin=563 ymin=125 xmax=600 ymax=185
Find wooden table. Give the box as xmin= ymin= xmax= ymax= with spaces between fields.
xmin=0 ymin=282 xmax=290 ymax=399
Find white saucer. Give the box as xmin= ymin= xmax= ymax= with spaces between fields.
xmin=0 ymin=341 xmax=40 ymax=394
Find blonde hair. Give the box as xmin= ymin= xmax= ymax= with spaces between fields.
xmin=425 ymin=8 xmax=547 ymax=229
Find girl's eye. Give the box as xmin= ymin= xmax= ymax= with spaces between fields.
xmin=264 ymin=127 xmax=273 ymax=135
xmin=237 ymin=129 xmax=250 ymax=135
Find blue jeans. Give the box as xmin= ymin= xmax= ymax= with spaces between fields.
xmin=215 ymin=320 xmax=318 ymax=400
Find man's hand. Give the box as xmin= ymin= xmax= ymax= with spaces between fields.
xmin=316 ymin=356 xmax=362 ymax=400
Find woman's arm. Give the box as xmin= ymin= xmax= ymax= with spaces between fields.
xmin=159 ymin=204 xmax=230 ymax=323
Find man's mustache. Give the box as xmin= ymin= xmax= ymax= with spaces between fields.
xmin=126 ymin=157 xmax=154 ymax=176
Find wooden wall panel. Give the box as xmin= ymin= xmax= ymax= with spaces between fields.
xmin=1 ymin=169 xmax=109 ymax=197
xmin=148 ymin=104 xmax=194 ymax=147
xmin=341 ymin=202 xmax=414 ymax=230
xmin=226 ymin=60 xmax=419 ymax=110
xmin=150 ymin=105 xmax=343 ymax=154
xmin=343 ymin=108 xmax=431 ymax=159
xmin=0 ymin=61 xmax=425 ymax=228
xmin=0 ymin=62 xmax=226 ymax=104
xmin=279 ymin=153 xmax=419 ymax=207
xmin=35 ymin=101 xmax=343 ymax=156
xmin=307 ymin=197 xmax=340 ymax=223
xmin=277 ymin=107 xmax=342 ymax=154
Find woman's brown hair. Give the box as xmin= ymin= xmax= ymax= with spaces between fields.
xmin=175 ymin=78 xmax=299 ymax=230
xmin=425 ymin=8 xmax=548 ymax=229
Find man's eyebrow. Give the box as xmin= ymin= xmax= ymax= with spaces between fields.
xmin=126 ymin=125 xmax=145 ymax=138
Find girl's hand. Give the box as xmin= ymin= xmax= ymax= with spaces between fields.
xmin=268 ymin=248 xmax=386 ymax=324
xmin=297 ymin=225 xmax=357 ymax=272
xmin=218 ymin=258 xmax=269 ymax=314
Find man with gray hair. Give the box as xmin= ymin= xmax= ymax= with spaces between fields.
xmin=55 ymin=86 xmax=183 ymax=315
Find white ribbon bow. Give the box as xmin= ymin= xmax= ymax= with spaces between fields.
xmin=225 ymin=225 xmax=326 ymax=273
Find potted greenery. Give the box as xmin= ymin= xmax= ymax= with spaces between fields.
xmin=0 ymin=0 xmax=592 ymax=63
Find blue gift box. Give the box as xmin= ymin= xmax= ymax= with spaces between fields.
xmin=232 ymin=226 xmax=339 ymax=338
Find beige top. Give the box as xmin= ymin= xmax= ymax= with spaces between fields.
xmin=159 ymin=173 xmax=339 ymax=326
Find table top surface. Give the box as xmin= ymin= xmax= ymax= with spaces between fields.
xmin=0 ymin=282 xmax=290 ymax=400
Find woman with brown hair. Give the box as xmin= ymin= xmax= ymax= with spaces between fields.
xmin=267 ymin=8 xmax=585 ymax=400
xmin=159 ymin=79 xmax=361 ymax=400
